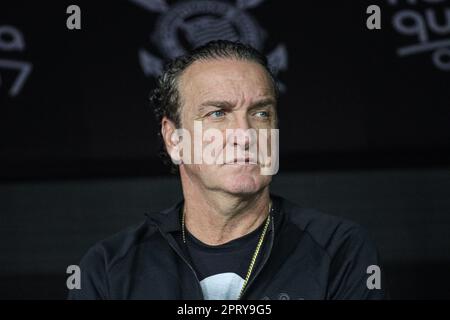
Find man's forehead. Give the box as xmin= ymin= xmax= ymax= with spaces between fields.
xmin=179 ymin=58 xmax=276 ymax=104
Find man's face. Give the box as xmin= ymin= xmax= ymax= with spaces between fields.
xmin=168 ymin=58 xmax=278 ymax=196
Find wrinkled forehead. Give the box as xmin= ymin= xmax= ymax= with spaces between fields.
xmin=178 ymin=58 xmax=277 ymax=109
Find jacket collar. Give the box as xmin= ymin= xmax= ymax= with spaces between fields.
xmin=146 ymin=193 xmax=285 ymax=235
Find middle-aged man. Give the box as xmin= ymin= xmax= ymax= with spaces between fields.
xmin=69 ymin=40 xmax=386 ymax=300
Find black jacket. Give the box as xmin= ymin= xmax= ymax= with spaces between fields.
xmin=68 ymin=194 xmax=386 ymax=300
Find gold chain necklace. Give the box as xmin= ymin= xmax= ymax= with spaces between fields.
xmin=181 ymin=201 xmax=272 ymax=300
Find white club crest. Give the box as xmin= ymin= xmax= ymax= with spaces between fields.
xmin=131 ymin=0 xmax=288 ymax=90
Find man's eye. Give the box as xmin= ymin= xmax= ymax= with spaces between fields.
xmin=255 ymin=111 xmax=270 ymax=118
xmin=208 ymin=110 xmax=226 ymax=118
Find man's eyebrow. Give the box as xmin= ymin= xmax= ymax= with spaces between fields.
xmin=198 ymin=101 xmax=234 ymax=113
xmin=248 ymin=98 xmax=276 ymax=110
xmin=197 ymin=98 xmax=276 ymax=113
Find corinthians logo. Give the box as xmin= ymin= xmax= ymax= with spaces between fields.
xmin=130 ymin=0 xmax=288 ymax=90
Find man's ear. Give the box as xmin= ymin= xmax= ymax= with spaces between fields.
xmin=161 ymin=116 xmax=179 ymax=154
xmin=161 ymin=116 xmax=181 ymax=163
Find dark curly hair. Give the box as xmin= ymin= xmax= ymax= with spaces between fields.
xmin=149 ymin=40 xmax=279 ymax=174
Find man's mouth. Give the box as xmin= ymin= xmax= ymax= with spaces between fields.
xmin=224 ymin=157 xmax=258 ymax=165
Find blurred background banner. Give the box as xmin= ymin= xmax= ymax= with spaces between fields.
xmin=0 ymin=0 xmax=449 ymax=299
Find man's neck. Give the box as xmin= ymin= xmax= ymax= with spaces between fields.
xmin=182 ymin=187 xmax=271 ymax=246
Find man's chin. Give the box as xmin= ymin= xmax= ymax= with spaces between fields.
xmin=220 ymin=174 xmax=269 ymax=196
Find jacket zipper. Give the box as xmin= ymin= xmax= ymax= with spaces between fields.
xmin=157 ymin=227 xmax=205 ymax=300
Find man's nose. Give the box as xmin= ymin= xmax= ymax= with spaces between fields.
xmin=235 ymin=115 xmax=251 ymax=132
xmin=227 ymin=115 xmax=253 ymax=149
